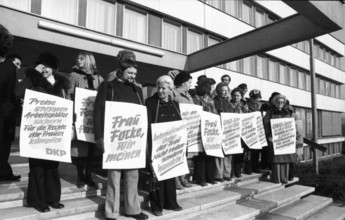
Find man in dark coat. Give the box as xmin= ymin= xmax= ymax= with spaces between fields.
xmin=0 ymin=24 xmax=21 ymax=182
xmin=93 ymin=49 xmax=148 ymax=220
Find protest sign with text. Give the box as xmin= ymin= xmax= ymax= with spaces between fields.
xmin=200 ymin=111 xmax=224 ymax=158
xmin=103 ymin=101 xmax=147 ymax=169
xmin=179 ymin=103 xmax=203 ymax=152
xmin=220 ymin=113 xmax=243 ymax=154
xmin=151 ymin=120 xmax=189 ymax=181
xmin=241 ymin=113 xmax=261 ymax=149
xmin=74 ymin=87 xmax=97 ymax=143
xmin=253 ymin=112 xmax=268 ymax=147
xmin=271 ymin=118 xmax=296 ymax=155
xmin=20 ymin=89 xmax=72 ymax=163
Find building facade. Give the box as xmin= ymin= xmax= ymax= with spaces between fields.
xmin=1 ymin=0 xmax=345 ymax=162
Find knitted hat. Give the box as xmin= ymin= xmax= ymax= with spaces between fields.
xmin=249 ymin=89 xmax=262 ymax=99
xmin=174 ymin=71 xmax=192 ymax=86
xmin=117 ymin=49 xmax=137 ymax=71
xmin=272 ymin=94 xmax=286 ymax=105
xmin=36 ymin=52 xmax=59 ymax=69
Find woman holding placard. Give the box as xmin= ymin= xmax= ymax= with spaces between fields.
xmin=263 ymin=94 xmax=296 ymax=184
xmin=17 ymin=53 xmax=70 ymax=212
xmin=192 ymin=79 xmax=218 ymax=186
xmin=68 ymin=51 xmax=103 ymax=188
xmin=214 ymin=82 xmax=235 ymax=182
xmin=145 ymin=75 xmax=183 ymax=216
xmin=230 ymin=88 xmax=249 ymax=178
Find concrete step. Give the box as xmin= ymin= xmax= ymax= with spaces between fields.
xmin=306 ymin=205 xmax=345 ymax=220
xmin=177 ymin=203 xmax=260 ymax=220
xmin=0 ymin=196 xmax=105 ymax=220
xmin=238 ymin=184 xmax=315 ymax=218
xmin=257 ymin=195 xmax=333 ymax=220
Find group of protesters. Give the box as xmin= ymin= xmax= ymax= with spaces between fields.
xmin=0 ymin=23 xmax=299 ymax=220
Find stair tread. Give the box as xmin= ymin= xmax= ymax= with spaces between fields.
xmin=0 ymin=196 xmax=105 ymax=220
xmin=240 ymin=180 xmax=282 ymax=193
xmin=255 ymin=185 xmax=314 ymax=206
xmin=141 ymin=188 xmax=242 ymax=219
xmin=269 ymin=195 xmax=333 ymax=219
xmin=306 ymin=205 xmax=345 ymax=220
xmin=185 ymin=203 xmax=260 ymax=220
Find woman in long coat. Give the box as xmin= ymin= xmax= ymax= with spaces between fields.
xmin=263 ymin=94 xmax=296 ymax=183
xmin=145 ymin=75 xmax=183 ymax=216
xmin=213 ymin=82 xmax=235 ymax=182
xmin=17 ymin=53 xmax=70 ymax=212
xmin=230 ymin=88 xmax=249 ymax=178
xmin=68 ymin=51 xmax=103 ymax=188
xmin=192 ymin=79 xmax=218 ymax=186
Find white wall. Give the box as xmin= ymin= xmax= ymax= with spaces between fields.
xmin=254 ymin=0 xmax=296 ymax=18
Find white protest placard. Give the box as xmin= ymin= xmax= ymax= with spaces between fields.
xmin=241 ymin=113 xmax=261 ymax=150
xmin=151 ymin=120 xmax=189 ymax=181
xmin=200 ymin=111 xmax=224 ymax=158
xmin=271 ymin=118 xmax=296 ymax=155
xmin=179 ymin=103 xmax=203 ymax=152
xmin=74 ymin=87 xmax=97 ymax=143
xmin=220 ymin=113 xmax=243 ymax=154
xmin=253 ymin=112 xmax=268 ymax=147
xmin=20 ymin=89 xmax=72 ymax=163
xmin=103 ymin=101 xmax=147 ymax=169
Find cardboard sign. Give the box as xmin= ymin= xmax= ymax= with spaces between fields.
xmin=179 ymin=103 xmax=203 ymax=152
xmin=74 ymin=87 xmax=97 ymax=143
xmin=253 ymin=112 xmax=268 ymax=147
xmin=20 ymin=89 xmax=73 ymax=163
xmin=200 ymin=111 xmax=224 ymax=158
xmin=241 ymin=113 xmax=261 ymax=149
xmin=103 ymin=101 xmax=147 ymax=169
xmin=220 ymin=113 xmax=243 ymax=154
xmin=271 ymin=118 xmax=296 ymax=155
xmin=151 ymin=120 xmax=189 ymax=181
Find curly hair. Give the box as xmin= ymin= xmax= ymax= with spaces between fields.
xmin=0 ymin=24 xmax=13 ymax=57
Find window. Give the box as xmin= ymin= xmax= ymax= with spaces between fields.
xmin=306 ymin=109 xmax=312 ymax=139
xmin=0 ymin=0 xmax=30 ymax=12
xmin=325 ymin=81 xmax=331 ymax=96
xmin=331 ymin=83 xmax=336 ymax=97
xmin=268 ymin=59 xmax=278 ymax=82
xmin=123 ymin=7 xmax=147 ymax=43
xmin=255 ymin=10 xmax=264 ymax=28
xmin=41 ymin=0 xmax=78 ymax=25
xmin=187 ymin=29 xmax=203 ymax=54
xmin=225 ymin=61 xmax=239 ymax=72
xmin=267 ymin=15 xmax=276 ymax=24
xmin=208 ymin=0 xmax=222 ymax=9
xmin=306 ymin=74 xmax=311 ymax=91
xmin=256 ymin=55 xmax=267 ymax=79
xmin=224 ymin=0 xmax=238 ymax=17
xmin=304 ymin=40 xmax=310 ymax=54
xmin=335 ymin=56 xmax=340 ymax=68
xmin=242 ymin=57 xmax=253 ymax=75
xmin=279 ymin=63 xmax=288 ymax=85
xmin=295 ymin=108 xmax=307 ymax=138
xmin=241 ymin=2 xmax=253 ymax=25
xmin=289 ymin=68 xmax=298 ymax=87
xmin=319 ymin=78 xmax=325 ymax=95
xmin=208 ymin=36 xmax=221 ymax=47
xmin=298 ymin=71 xmax=306 ymax=90
xmin=86 ymin=0 xmax=116 ymax=35
xmin=162 ymin=21 xmax=182 ymax=52
xmin=335 ymin=85 xmax=340 ymax=98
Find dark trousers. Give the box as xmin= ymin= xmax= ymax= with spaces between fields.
xmin=251 ymin=149 xmax=260 ymax=172
xmin=288 ymin=162 xmax=295 ymax=181
xmin=261 ymin=147 xmax=270 ymax=169
xmin=149 ymin=178 xmax=179 ymax=212
xmin=27 ymin=158 xmax=61 ymax=206
xmin=193 ymin=154 xmax=215 ymax=183
xmin=232 ymin=153 xmax=243 ymax=177
xmin=0 ymin=139 xmax=13 ymax=177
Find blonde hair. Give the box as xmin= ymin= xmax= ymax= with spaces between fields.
xmin=76 ymin=51 xmax=97 ymax=74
